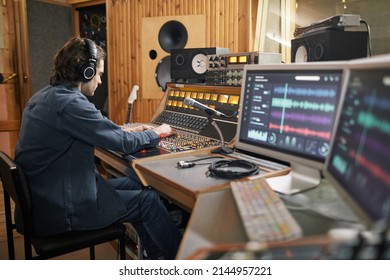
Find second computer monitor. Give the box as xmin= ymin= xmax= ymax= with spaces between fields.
xmin=324 ymin=55 xmax=390 ymax=227
xmin=235 ymin=62 xmax=346 ymax=194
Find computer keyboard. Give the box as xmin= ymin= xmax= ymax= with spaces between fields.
xmin=231 ymin=177 xmax=303 ymax=243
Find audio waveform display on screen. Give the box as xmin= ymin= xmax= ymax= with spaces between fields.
xmin=328 ymin=68 xmax=390 ymax=221
xmin=239 ymin=70 xmax=342 ymax=161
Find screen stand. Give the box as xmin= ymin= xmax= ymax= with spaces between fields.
xmin=207 ymin=115 xmax=233 ymax=155
xmin=265 ymin=163 xmax=321 ymax=195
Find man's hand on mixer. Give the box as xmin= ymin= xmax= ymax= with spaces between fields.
xmin=152 ymin=123 xmax=176 ymax=138
xmin=122 ymin=124 xmax=155 ymax=133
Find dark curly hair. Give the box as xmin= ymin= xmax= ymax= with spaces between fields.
xmin=49 ymin=36 xmax=106 ymax=86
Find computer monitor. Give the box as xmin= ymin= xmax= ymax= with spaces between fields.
xmin=323 ymin=54 xmax=390 ymax=227
xmin=235 ymin=62 xmax=346 ymax=194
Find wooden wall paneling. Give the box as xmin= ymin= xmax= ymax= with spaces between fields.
xmin=223 ymin=0 xmax=228 ymax=47
xmin=107 ymin=0 xmax=119 ymax=123
xmin=106 ymin=0 xmax=113 ymax=119
xmin=117 ymin=0 xmax=122 ymax=118
xmin=238 ymin=0 xmax=245 ymax=51
xmin=118 ymin=0 xmax=127 ymax=122
xmin=222 ymin=0 xmax=227 ymax=47
xmin=240 ymin=0 xmax=252 ymax=52
xmin=106 ymin=0 xmax=253 ymax=125
xmin=211 ymin=0 xmax=218 ymax=46
xmin=127 ymin=1 xmax=135 ymax=122
xmin=13 ymin=0 xmax=30 ymax=112
xmin=205 ymin=0 xmax=210 ymax=45
xmin=224 ymin=0 xmax=232 ymax=49
xmin=106 ymin=0 xmax=117 ymax=123
xmin=125 ymin=0 xmax=133 ymax=120
xmin=128 ymin=0 xmax=139 ymax=121
xmin=152 ymin=0 xmax=157 ymax=15
xmin=174 ymin=0 xmax=180 ymax=14
xmin=119 ymin=0 xmax=128 ymax=123
xmin=67 ymin=0 xmax=94 ymax=4
xmin=225 ymin=0 xmax=231 ymax=48
xmin=0 ymin=1 xmax=20 ymax=246
xmin=229 ymin=0 xmax=235 ymax=51
xmin=70 ymin=0 xmax=105 ymax=8
xmin=130 ymin=1 xmax=138 ymax=81
xmin=115 ymin=0 xmax=121 ymax=113
xmin=231 ymin=0 xmax=238 ymax=49
xmin=210 ymin=0 xmax=217 ymax=47
xmin=238 ymin=0 xmax=246 ymax=50
xmin=225 ymin=0 xmax=230 ymax=47
xmin=0 ymin=1 xmax=24 ymax=158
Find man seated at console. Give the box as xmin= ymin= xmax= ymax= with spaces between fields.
xmin=14 ymin=36 xmax=181 ymax=260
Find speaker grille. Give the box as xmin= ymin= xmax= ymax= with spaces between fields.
xmin=291 ymin=30 xmax=368 ymax=62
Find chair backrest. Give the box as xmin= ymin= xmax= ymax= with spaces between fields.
xmin=1 ymin=151 xmax=128 ymax=260
xmin=0 ymin=151 xmax=35 ymax=240
xmin=0 ymin=151 xmax=19 ymax=204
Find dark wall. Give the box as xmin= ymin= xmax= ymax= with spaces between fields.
xmin=77 ymin=4 xmax=108 ymax=116
xmin=27 ymin=1 xmax=72 ymax=94
xmin=27 ymin=1 xmax=108 ymax=115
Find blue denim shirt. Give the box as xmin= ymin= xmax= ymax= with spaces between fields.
xmin=15 ymin=84 xmax=160 ymax=236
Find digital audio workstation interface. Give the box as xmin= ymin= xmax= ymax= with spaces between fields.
xmin=234 ymin=62 xmax=345 ymax=194
xmin=241 ymin=69 xmax=341 ymax=160
xmin=325 ymin=62 xmax=390 ymax=227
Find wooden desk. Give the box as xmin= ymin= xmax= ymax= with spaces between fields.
xmin=177 ymin=179 xmax=363 ymax=259
xmin=95 ymin=148 xmax=361 ymax=259
xmin=131 ymin=148 xmax=289 ymax=211
xmin=95 ymin=148 xmax=133 ymax=176
xmin=176 ymin=187 xmax=246 ymax=259
xmin=95 ymin=147 xmax=289 ymax=211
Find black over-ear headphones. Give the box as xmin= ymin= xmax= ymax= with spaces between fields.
xmin=80 ymin=38 xmax=97 ymax=82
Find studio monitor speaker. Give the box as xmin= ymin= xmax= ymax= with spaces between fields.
xmin=171 ymin=47 xmax=229 ymax=82
xmin=291 ymin=30 xmax=368 ymax=62
xmin=141 ymin=15 xmax=206 ymax=99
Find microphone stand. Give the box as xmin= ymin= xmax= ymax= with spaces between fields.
xmin=207 ymin=114 xmax=234 ymax=154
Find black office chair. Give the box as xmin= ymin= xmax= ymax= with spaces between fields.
xmin=0 ymin=151 xmax=127 ymax=260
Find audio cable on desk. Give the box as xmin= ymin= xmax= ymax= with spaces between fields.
xmin=177 ymin=156 xmax=259 ymax=179
xmin=207 ymin=159 xmax=259 ymax=179
xmin=176 ymin=156 xmax=224 ymax=169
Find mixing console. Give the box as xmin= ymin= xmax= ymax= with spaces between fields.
xmin=124 ymin=123 xmax=222 ymax=153
xmin=123 ymin=83 xmax=241 ymax=158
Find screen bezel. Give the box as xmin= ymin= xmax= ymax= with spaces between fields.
xmin=234 ymin=61 xmax=347 ymax=171
xmin=323 ymin=54 xmax=390 ymax=228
